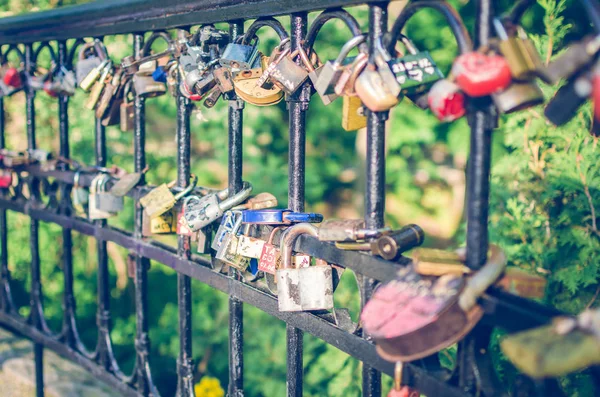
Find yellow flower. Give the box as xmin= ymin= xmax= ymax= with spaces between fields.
xmin=194 ymin=376 xmax=225 ymax=397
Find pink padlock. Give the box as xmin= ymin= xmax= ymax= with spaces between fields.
xmin=428 ymin=79 xmax=466 ymax=122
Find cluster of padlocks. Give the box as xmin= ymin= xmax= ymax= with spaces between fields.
xmin=0 ymin=10 xmax=599 ymax=397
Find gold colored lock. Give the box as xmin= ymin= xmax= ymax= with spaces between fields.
xmin=139 ymin=175 xmax=197 ymax=218
xmin=342 ymin=96 xmax=367 ymax=131
xmin=233 ymin=54 xmax=283 ymax=106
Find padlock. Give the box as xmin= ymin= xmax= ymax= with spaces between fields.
xmin=80 ymin=59 xmax=111 ymax=92
xmin=233 ymin=55 xmax=284 ymax=106
xmin=183 ymin=182 xmax=252 ymax=231
xmin=544 ymin=71 xmax=592 ymax=126
xmin=334 ymin=225 xmax=424 ymax=261
xmin=387 ymin=35 xmax=443 ymax=97
xmin=298 ymin=46 xmax=337 ymax=105
xmin=494 ymin=19 xmax=544 ymax=81
xmin=314 ymin=35 xmax=367 ymax=97
xmin=428 ymin=79 xmax=466 ymax=122
xmin=452 ymin=51 xmax=512 ymax=97
xmin=120 ymin=80 xmax=135 ymax=132
xmin=318 ymin=219 xmax=367 ymax=242
xmin=101 ymin=77 xmax=125 ymax=127
xmin=492 ymin=81 xmax=544 ymax=114
xmin=211 ymin=211 xmax=236 ymax=252
xmin=76 ymin=40 xmax=107 ymax=86
xmin=213 ymin=66 xmax=234 ymax=94
xmin=95 ymin=175 xmax=124 ymax=213
xmin=257 ymin=39 xmax=308 ymax=95
xmin=196 ymin=226 xmax=212 ymax=254
xmin=85 ymin=64 xmax=113 ymax=110
xmin=220 ymin=36 xmax=260 ymax=70
xmin=241 ymin=209 xmax=323 ymax=225
xmin=215 ymin=211 xmax=250 ymax=271
xmin=51 ymin=66 xmax=77 ymax=96
xmin=342 ymin=96 xmax=367 ymax=131
xmin=203 ymin=86 xmax=222 ymax=108
xmin=96 ymin=69 xmax=123 ymax=119
xmin=109 ymin=170 xmax=143 ymax=197
xmin=71 ymin=171 xmax=88 ymax=216
xmin=355 ymin=60 xmax=400 ymax=112
xmin=258 ymin=226 xmax=310 ymax=277
xmin=133 ymin=72 xmax=166 ymax=98
xmin=142 ymin=208 xmax=177 ymax=235
xmin=361 ymin=245 xmax=506 ymax=362
xmin=3 ymin=66 xmax=23 ymax=88
xmin=495 ymin=268 xmax=547 ymax=299
xmin=387 ymin=362 xmax=420 ymax=397
xmin=0 ymin=170 xmax=12 ymax=189
xmin=236 ymin=224 xmax=266 ymax=259
xmin=89 ymin=174 xmax=113 ymax=220
xmin=501 ymin=309 xmax=600 ymax=379
xmin=541 ymin=35 xmax=600 ymax=84
xmin=177 ymin=207 xmax=195 ymax=236
xmin=277 ymin=223 xmax=333 ymax=312
xmin=139 ymin=175 xmax=198 ymax=218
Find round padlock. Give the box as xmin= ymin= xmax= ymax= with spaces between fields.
xmin=452 ymin=52 xmax=512 ymax=97
xmin=428 ymin=79 xmax=466 ymax=122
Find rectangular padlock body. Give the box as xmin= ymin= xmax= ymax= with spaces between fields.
xmin=270 ymin=57 xmax=308 ymax=94
xmin=319 ymin=219 xmax=366 ymax=241
xmin=277 ymin=268 xmax=303 ymax=312
xmin=220 ymin=44 xmax=259 ymax=70
xmin=389 ymin=52 xmax=443 ymax=94
xmin=299 ymin=266 xmax=334 ymax=311
xmin=184 ymin=194 xmax=222 ymax=231
xmin=237 ymin=235 xmax=265 ymax=258
xmin=76 ymin=57 xmax=101 ymax=84
xmin=96 ymin=193 xmax=124 ymax=213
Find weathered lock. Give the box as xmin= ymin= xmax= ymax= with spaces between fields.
xmin=53 ymin=66 xmax=77 ymax=96
xmin=177 ymin=207 xmax=194 ymax=236
xmin=236 ymin=224 xmax=266 ymax=259
xmin=215 ymin=211 xmax=250 ymax=271
xmin=142 ymin=208 xmax=177 ymax=236
xmin=95 ymin=176 xmax=124 ymax=213
xmin=257 ymin=39 xmax=308 ymax=95
xmin=196 ymin=226 xmax=212 ymax=254
xmin=120 ymin=80 xmax=135 ymax=132
xmin=139 ymin=175 xmax=197 ymax=218
xmin=95 ymin=69 xmax=123 ymax=119
xmin=211 ymin=211 xmax=236 ymax=252
xmin=258 ymin=226 xmax=285 ymax=275
xmin=492 ymin=81 xmax=544 ymax=114
xmin=101 ymin=78 xmax=125 ymax=127
xmin=494 ymin=19 xmax=544 ymax=81
xmin=133 ymin=72 xmax=166 ymax=98
xmin=85 ymin=64 xmax=113 ymax=110
xmin=277 ymin=223 xmax=333 ymax=312
xmin=314 ymin=35 xmax=367 ymax=97
xmin=355 ymin=59 xmax=400 ymax=111
xmin=202 ymin=86 xmax=222 ymax=108
xmin=213 ymin=66 xmax=234 ymax=94
xmin=220 ymin=36 xmax=260 ymax=70
xmin=88 ymin=175 xmax=113 ymax=220
xmin=388 ymin=35 xmax=444 ymax=97
xmin=342 ymin=95 xmax=367 ymax=131
xmin=76 ymin=40 xmax=107 ymax=86
xmin=501 ymin=308 xmax=600 ymax=379
xmin=298 ymin=46 xmax=337 ymax=105
xmin=109 ymin=170 xmax=143 ymax=197
xmin=452 ymin=51 xmax=512 ymax=97
xmin=361 ymin=245 xmax=506 ymax=362
xmin=428 ymin=79 xmax=466 ymax=122
xmin=80 ymin=58 xmax=111 ymax=92
xmin=183 ymin=182 xmax=252 ymax=231
xmin=233 ymin=55 xmax=284 ymax=106
xmin=541 ymin=35 xmax=600 ymax=84
xmin=71 ymin=171 xmax=88 ymax=215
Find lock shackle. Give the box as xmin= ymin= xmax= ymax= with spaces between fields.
xmin=219 ymin=181 xmax=253 ymax=211
xmin=243 ymin=17 xmax=289 ymax=45
xmin=457 ymin=245 xmax=506 ymax=311
xmin=73 ymin=170 xmax=83 ymax=189
xmin=297 ymin=46 xmax=316 ymax=74
xmin=343 ymin=53 xmax=368 ymax=97
xmin=231 ymin=210 xmax=244 ymax=234
xmin=173 ymin=174 xmax=198 ymax=200
xmin=141 ymin=31 xmax=174 ymax=57
xmin=305 ymin=8 xmax=367 ymax=54
xmin=385 ymin=1 xmax=472 ymax=56
xmin=334 ymin=35 xmax=367 ymax=67
xmin=267 ymin=225 xmax=286 ymax=245
xmin=280 ymin=223 xmax=318 ymax=270
xmin=393 ymin=362 xmax=406 ymax=391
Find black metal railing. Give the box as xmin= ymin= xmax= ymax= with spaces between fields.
xmin=0 ymin=0 xmax=595 ymax=396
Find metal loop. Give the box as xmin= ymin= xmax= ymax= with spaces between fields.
xmin=141 ymin=31 xmax=173 ymax=57
xmin=243 ymin=17 xmax=289 ymax=44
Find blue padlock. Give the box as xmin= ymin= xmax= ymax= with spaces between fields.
xmin=152 ymin=66 xmax=168 ymax=83
xmin=241 ymin=209 xmax=323 ymax=225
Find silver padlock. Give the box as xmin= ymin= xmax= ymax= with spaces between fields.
xmin=88 ymin=174 xmax=113 ymax=220
xmin=257 ymin=38 xmax=308 ymax=95
xmin=95 ymin=175 xmax=124 ymax=213
xmin=215 ymin=211 xmax=250 ymax=271
xmin=313 ymin=35 xmax=366 ymax=97
xmin=277 ymin=223 xmax=334 ymax=312
xmin=183 ymin=182 xmax=253 ymax=232
xmin=220 ymin=36 xmax=260 ymax=71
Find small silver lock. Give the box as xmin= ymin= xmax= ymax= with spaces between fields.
xmin=277 ymin=223 xmax=334 ymax=312
xmin=313 ymin=35 xmax=366 ymax=97
xmin=183 ymin=182 xmax=253 ymax=232
xmin=220 ymin=36 xmax=260 ymax=71
xmin=215 ymin=211 xmax=250 ymax=271
xmin=88 ymin=174 xmax=113 ymax=220
xmin=95 ymin=175 xmax=124 ymax=213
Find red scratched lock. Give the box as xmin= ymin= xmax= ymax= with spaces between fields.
xmin=3 ymin=67 xmax=22 ymax=88
xmin=428 ymin=79 xmax=466 ymax=122
xmin=0 ymin=171 xmax=12 ymax=188
xmin=452 ymin=52 xmax=512 ymax=97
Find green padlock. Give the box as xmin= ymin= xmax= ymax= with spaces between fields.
xmin=387 ymin=35 xmax=444 ymax=98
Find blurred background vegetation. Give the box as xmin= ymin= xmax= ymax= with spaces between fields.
xmin=0 ymin=0 xmax=599 ymax=396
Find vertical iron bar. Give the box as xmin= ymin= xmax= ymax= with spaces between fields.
xmin=25 ymin=42 xmax=45 ymax=397
xmin=286 ymin=13 xmax=309 ymax=397
xmin=175 ymin=30 xmax=194 ymax=396
xmin=362 ymin=4 xmax=387 ymax=397
xmin=133 ymin=33 xmax=153 ymax=396
xmin=0 ymin=47 xmax=12 ymax=314
xmin=227 ymin=20 xmax=245 ymax=397
xmin=93 ymin=37 xmax=116 ymax=373
xmin=57 ymin=40 xmax=78 ymax=348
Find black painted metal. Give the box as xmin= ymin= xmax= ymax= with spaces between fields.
xmin=0 ymin=1 xmax=591 ymax=396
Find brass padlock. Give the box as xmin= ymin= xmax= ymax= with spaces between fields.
xmin=120 ymin=80 xmax=135 ymax=132
xmin=95 ymin=69 xmax=123 ymax=119
xmin=494 ymin=19 xmax=544 ymax=81
xmin=492 ymin=81 xmax=544 ymax=114
xmin=139 ymin=175 xmax=197 ymax=218
xmin=142 ymin=208 xmax=177 ymax=236
xmin=342 ymin=96 xmax=366 ymax=131
xmin=215 ymin=211 xmax=250 ymax=271
xmin=85 ymin=64 xmax=112 ymax=110
xmin=233 ymin=56 xmax=284 ymax=106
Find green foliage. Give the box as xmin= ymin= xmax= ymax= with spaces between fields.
xmin=0 ymin=1 xmax=598 ymax=396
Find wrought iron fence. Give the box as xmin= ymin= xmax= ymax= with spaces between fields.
xmin=0 ymin=0 xmax=595 ymax=396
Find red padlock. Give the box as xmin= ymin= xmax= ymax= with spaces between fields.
xmin=428 ymin=79 xmax=466 ymax=122
xmin=452 ymin=52 xmax=512 ymax=97
xmin=0 ymin=171 xmax=12 ymax=189
xmin=3 ymin=67 xmax=22 ymax=88
xmin=180 ymin=82 xmax=202 ymax=102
